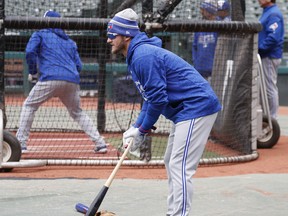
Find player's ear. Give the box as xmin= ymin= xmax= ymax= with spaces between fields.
xmin=124 ymin=36 xmax=132 ymax=42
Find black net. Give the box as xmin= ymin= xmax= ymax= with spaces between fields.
xmin=2 ymin=0 xmax=260 ymax=165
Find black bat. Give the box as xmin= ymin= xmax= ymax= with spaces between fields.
xmin=76 ymin=140 xmax=133 ymax=216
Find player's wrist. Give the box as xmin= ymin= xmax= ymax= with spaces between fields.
xmin=138 ymin=126 xmax=149 ymax=135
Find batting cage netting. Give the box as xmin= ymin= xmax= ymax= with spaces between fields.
xmin=1 ymin=0 xmax=261 ymax=166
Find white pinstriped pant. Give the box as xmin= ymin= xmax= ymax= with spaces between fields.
xmin=164 ymin=112 xmax=218 ymax=216
xmin=16 ymin=80 xmax=103 ymax=147
xmin=261 ymin=57 xmax=281 ymax=119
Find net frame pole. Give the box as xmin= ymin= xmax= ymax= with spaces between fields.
xmin=97 ymin=0 xmax=109 ymax=132
xmin=0 ymin=0 xmax=6 ymax=129
xmin=0 ymin=0 xmax=4 ymax=167
xmin=0 ymin=106 xmax=3 ymax=167
xmin=45 ymin=151 xmax=259 ymax=166
xmin=231 ymin=0 xmax=246 ymax=21
xmin=154 ymin=0 xmax=183 ymax=23
xmin=4 ymin=17 xmax=262 ymax=34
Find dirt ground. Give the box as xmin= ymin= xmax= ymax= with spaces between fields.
xmin=1 ymin=106 xmax=287 ymax=179
xmin=1 ymin=135 xmax=287 ymax=179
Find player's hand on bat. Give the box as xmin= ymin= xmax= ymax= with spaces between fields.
xmin=96 ymin=210 xmax=116 ymax=216
xmin=123 ymin=126 xmax=147 ymax=152
xmin=122 ymin=126 xmax=137 ymax=148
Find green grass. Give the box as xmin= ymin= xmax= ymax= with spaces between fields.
xmin=106 ymin=135 xmax=225 ymax=160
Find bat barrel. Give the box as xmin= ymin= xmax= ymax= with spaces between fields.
xmin=86 ymin=186 xmax=109 ymax=216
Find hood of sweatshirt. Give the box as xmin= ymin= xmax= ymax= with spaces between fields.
xmin=49 ymin=28 xmax=69 ymax=40
xmin=126 ymin=32 xmax=162 ymax=65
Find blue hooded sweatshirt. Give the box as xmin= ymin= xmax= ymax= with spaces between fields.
xmin=25 ymin=28 xmax=82 ymax=84
xmin=126 ymin=32 xmax=221 ymax=133
xmin=192 ymin=31 xmax=218 ymax=78
xmin=258 ymin=4 xmax=284 ymax=59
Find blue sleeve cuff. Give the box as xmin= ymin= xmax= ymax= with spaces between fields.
xmin=138 ymin=126 xmax=149 ymax=134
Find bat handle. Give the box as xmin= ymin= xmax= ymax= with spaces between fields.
xmin=104 ymin=139 xmax=133 ymax=187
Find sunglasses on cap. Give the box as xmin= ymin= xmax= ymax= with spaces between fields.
xmin=107 ymin=32 xmax=118 ymax=40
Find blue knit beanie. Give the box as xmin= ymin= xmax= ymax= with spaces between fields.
xmin=107 ymin=8 xmax=140 ymax=37
xmin=200 ymin=0 xmax=218 ymax=15
xmin=44 ymin=10 xmax=61 ymax=18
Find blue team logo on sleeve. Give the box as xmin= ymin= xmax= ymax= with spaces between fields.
xmin=135 ymin=80 xmax=148 ymax=101
xmin=269 ymin=22 xmax=278 ymax=33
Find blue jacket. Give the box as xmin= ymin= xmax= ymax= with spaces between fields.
xmin=192 ymin=32 xmax=218 ymax=77
xmin=127 ymin=33 xmax=221 ymax=132
xmin=25 ymin=28 xmax=82 ymax=84
xmin=258 ymin=4 xmax=284 ymax=59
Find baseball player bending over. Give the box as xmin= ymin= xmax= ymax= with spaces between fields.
xmin=107 ymin=8 xmax=221 ymax=216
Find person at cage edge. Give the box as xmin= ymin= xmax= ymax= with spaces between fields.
xmin=192 ymin=0 xmax=218 ymax=82
xmin=258 ymin=0 xmax=284 ymax=120
xmin=16 ymin=10 xmax=108 ymax=154
xmin=106 ymin=8 xmax=221 ymax=216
